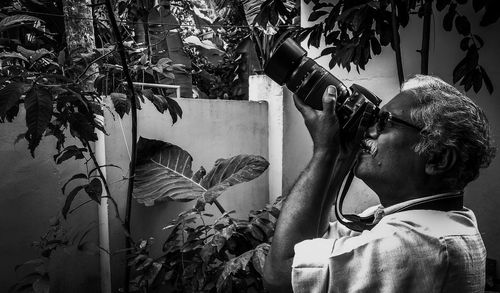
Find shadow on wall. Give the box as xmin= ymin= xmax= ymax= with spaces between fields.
xmin=0 ymin=106 xmax=100 ymax=293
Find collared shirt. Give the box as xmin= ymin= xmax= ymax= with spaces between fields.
xmin=291 ymin=208 xmax=486 ymax=293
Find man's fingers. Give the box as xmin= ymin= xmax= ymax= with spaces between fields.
xmin=293 ymin=94 xmax=311 ymax=116
xmin=322 ymin=85 xmax=337 ymax=114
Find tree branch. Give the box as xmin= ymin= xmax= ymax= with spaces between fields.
xmin=104 ymin=1 xmax=139 ymax=291
xmin=421 ymin=0 xmax=432 ymax=74
xmin=390 ymin=0 xmax=404 ymax=85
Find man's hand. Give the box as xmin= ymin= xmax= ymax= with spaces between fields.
xmin=293 ymin=85 xmax=340 ymax=154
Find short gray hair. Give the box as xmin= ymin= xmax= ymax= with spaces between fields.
xmin=402 ymin=74 xmax=496 ymax=188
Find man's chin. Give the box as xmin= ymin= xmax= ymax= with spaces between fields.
xmin=353 ymin=159 xmax=371 ymax=180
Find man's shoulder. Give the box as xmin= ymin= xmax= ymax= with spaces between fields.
xmin=330 ymin=208 xmax=481 ymax=256
xmin=378 ymin=208 xmax=480 ymax=238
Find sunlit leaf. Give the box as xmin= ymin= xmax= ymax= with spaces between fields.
xmin=198 ymin=155 xmax=269 ymax=205
xmin=133 ymin=137 xmax=205 ymax=206
xmin=251 ymin=243 xmax=270 ymax=276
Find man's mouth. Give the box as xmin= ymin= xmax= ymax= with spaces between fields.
xmin=360 ymin=139 xmax=378 ymax=157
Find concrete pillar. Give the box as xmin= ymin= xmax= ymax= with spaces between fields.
xmin=249 ymin=75 xmax=284 ymax=203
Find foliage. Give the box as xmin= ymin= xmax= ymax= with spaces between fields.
xmin=1 ymin=1 xmax=279 ymax=292
xmin=133 ymin=137 xmax=269 ymax=208
xmin=0 ymin=2 xmax=181 ymax=289
xmin=297 ymin=0 xmax=498 ymax=93
xmin=128 ymin=138 xmax=275 ymax=292
xmin=9 ymin=217 xmax=98 ymax=293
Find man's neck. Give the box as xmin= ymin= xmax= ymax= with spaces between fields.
xmin=377 ymin=185 xmax=455 ymax=207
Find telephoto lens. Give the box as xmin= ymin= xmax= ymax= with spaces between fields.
xmin=264 ymin=38 xmax=351 ymax=110
xmin=264 ymin=38 xmax=382 ymax=132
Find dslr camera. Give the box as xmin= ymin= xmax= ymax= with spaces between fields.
xmin=264 ymin=38 xmax=382 ymax=135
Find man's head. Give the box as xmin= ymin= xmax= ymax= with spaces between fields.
xmin=356 ymin=75 xmax=495 ymax=203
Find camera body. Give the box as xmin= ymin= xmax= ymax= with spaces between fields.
xmin=264 ymin=38 xmax=382 ymax=134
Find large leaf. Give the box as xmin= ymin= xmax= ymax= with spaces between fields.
xmin=133 ymin=137 xmax=269 ymax=208
xmin=133 ymin=137 xmax=206 ymax=206
xmin=25 ymin=86 xmax=53 ymax=157
xmin=198 ymin=154 xmax=269 ymax=205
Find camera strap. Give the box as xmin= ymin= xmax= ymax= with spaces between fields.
xmin=335 ymin=178 xmax=464 ymax=232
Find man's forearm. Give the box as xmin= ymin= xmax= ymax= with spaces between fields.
xmin=264 ymin=149 xmax=336 ymax=291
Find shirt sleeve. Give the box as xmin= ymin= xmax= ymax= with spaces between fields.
xmin=292 ymin=238 xmax=335 ymax=293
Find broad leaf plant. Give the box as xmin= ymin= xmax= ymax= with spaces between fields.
xmin=128 ymin=137 xmax=277 ymax=292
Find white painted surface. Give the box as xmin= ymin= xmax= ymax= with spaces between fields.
xmin=249 ymin=75 xmax=284 ymax=202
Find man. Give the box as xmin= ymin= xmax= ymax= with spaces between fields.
xmin=263 ymin=75 xmax=496 ymax=292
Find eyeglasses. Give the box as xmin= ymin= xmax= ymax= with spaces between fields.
xmin=375 ymin=111 xmax=422 ymax=133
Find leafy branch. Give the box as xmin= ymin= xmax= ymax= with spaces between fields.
xmin=296 ymin=0 xmax=498 ymax=93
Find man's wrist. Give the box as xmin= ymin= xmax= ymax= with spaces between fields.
xmin=312 ymin=147 xmax=338 ymax=161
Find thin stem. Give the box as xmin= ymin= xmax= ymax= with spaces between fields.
xmin=104 ymin=0 xmax=138 ymax=238
xmin=421 ymin=0 xmax=432 ymax=74
xmin=68 ymin=199 xmax=93 ymax=215
xmin=214 ymin=200 xmax=225 ymax=214
xmin=77 ymin=47 xmax=116 ymax=81
xmin=104 ymin=1 xmax=139 ymax=291
xmin=390 ymin=0 xmax=404 ymax=85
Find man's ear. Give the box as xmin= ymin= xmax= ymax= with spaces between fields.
xmin=425 ymin=147 xmax=457 ymax=175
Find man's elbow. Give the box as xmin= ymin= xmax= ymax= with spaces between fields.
xmin=263 ymin=257 xmax=293 ymax=293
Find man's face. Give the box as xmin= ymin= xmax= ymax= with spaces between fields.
xmin=355 ymin=91 xmax=427 ymax=200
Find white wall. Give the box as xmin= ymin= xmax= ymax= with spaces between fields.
xmin=296 ymin=0 xmax=500 ymax=268
xmin=103 ymin=98 xmax=269 ymax=289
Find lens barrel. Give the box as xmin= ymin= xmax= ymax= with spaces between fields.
xmin=264 ymin=38 xmax=350 ymax=110
xmin=264 ymin=38 xmax=382 ymax=131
